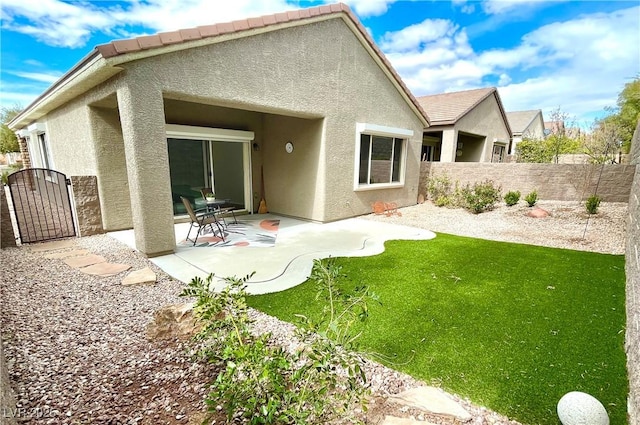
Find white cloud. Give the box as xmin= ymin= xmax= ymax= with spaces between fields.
xmin=380 ymin=18 xmax=458 ymax=52
xmin=481 ymin=0 xmax=562 ymax=15
xmin=381 ymin=5 xmax=640 ymax=120
xmin=6 ymin=71 xmax=61 ymax=84
xmin=0 ymin=0 xmax=298 ymax=47
xmin=337 ymin=0 xmax=397 ymax=17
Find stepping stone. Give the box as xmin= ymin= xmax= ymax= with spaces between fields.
xmin=382 ymin=416 xmax=437 ymax=425
xmin=388 ymin=386 xmax=472 ymax=422
xmin=30 ymin=239 xmax=76 ymax=252
xmin=122 ymin=267 xmax=156 ymax=286
xmin=64 ymin=254 xmax=107 ymax=269
xmin=80 ymin=263 xmax=131 ymax=277
xmin=44 ymin=249 xmax=90 ymax=259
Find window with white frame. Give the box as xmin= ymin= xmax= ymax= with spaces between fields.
xmin=355 ymin=123 xmax=412 ymax=189
xmin=38 ymin=132 xmax=53 ymax=169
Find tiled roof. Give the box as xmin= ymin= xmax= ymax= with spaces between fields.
xmin=415 ymin=87 xmax=495 ymax=125
xmin=506 ymin=110 xmax=541 ymax=134
xmin=95 ymin=2 xmax=430 ymax=125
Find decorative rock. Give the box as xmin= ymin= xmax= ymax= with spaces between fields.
xmin=79 ymin=262 xmax=131 ymax=276
xmin=557 ymin=391 xmax=609 ymax=425
xmin=44 ymin=249 xmax=90 ymax=259
xmin=382 ymin=415 xmax=437 ymax=425
xmin=122 ymin=267 xmax=156 ymax=286
xmin=527 ymin=207 xmax=550 ymax=218
xmin=146 ymin=303 xmax=200 ymax=340
xmin=417 ymin=194 xmax=425 ymax=204
xmin=63 ymin=254 xmax=107 ymax=268
xmin=388 ymin=386 xmax=472 ymax=422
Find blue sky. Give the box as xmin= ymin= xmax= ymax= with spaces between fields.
xmin=1 ymin=0 xmax=639 ymax=127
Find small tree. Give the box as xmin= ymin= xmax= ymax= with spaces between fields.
xmin=0 ymin=105 xmax=22 ymax=154
xmin=583 ymin=118 xmax=623 ymax=164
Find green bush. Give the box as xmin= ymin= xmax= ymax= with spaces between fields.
xmin=525 ymin=190 xmax=538 ymax=207
xmin=504 ymin=191 xmax=521 ymax=206
xmin=586 ymin=195 xmax=601 ymax=214
xmin=460 ymin=179 xmax=502 ymax=214
xmin=180 ymin=263 xmax=373 ymax=425
xmin=427 ymin=173 xmax=452 ymax=204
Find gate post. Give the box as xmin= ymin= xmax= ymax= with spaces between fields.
xmin=0 ymin=185 xmax=17 ymax=248
xmin=70 ymin=176 xmax=105 ymax=237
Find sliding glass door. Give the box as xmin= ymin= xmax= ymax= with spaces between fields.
xmin=167 ymin=127 xmax=252 ymax=215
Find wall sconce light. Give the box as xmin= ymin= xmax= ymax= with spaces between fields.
xmin=457 ymin=142 xmax=463 ymax=149
xmin=252 ymin=142 xmax=260 ymax=151
xmin=456 ymin=150 xmax=463 ymax=157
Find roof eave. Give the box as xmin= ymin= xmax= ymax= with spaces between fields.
xmin=8 ymin=50 xmax=121 ymax=130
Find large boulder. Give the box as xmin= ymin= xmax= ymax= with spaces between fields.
xmin=146 ymin=303 xmax=200 ymax=340
xmin=557 ymin=391 xmax=609 ymax=425
xmin=527 ymin=207 xmax=550 ymax=218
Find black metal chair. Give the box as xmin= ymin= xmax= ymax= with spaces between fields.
xmin=180 ymin=196 xmax=225 ymax=245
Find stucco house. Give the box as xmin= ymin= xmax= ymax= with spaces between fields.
xmin=416 ymin=87 xmax=511 ymax=163
xmin=8 ymin=3 xmax=430 ymax=256
xmin=506 ymin=109 xmax=545 ymax=154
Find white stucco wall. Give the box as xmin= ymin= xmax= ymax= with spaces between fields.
xmin=456 ymin=94 xmax=510 ymax=162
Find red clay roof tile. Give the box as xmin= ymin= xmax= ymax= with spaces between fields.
xmin=232 ymin=19 xmax=250 ymax=31
xmin=247 ymin=17 xmax=265 ymax=29
xmin=216 ymin=22 xmax=234 ymax=34
xmin=180 ymin=28 xmax=202 ymax=41
xmin=197 ymin=24 xmax=219 ymax=37
xmin=274 ymin=12 xmax=289 ymax=23
xmin=137 ymin=35 xmax=163 ymax=49
xmin=159 ymin=30 xmax=182 ymax=45
xmin=112 ymin=38 xmax=141 ymax=54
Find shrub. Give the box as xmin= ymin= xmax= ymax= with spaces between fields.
xmin=504 ymin=191 xmax=521 ymax=207
xmin=180 ymin=264 xmax=373 ymax=425
xmin=460 ymin=179 xmax=502 ymax=214
xmin=586 ymin=195 xmax=601 ymax=214
xmin=525 ymin=190 xmax=538 ymax=207
xmin=427 ymin=173 xmax=452 ymax=204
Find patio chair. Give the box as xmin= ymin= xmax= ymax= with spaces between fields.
xmin=200 ymin=187 xmax=238 ymax=225
xmin=180 ymin=196 xmax=225 ymax=245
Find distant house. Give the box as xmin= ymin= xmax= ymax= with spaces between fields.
xmin=8 ymin=3 xmax=429 ymax=256
xmin=416 ymin=87 xmax=511 ymax=163
xmin=506 ymin=109 xmax=545 ymax=154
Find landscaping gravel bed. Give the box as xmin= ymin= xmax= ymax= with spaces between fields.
xmin=364 ymin=200 xmax=628 ymax=255
xmin=2 ymin=200 xmax=625 ymax=424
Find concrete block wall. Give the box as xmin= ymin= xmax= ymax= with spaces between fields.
xmin=420 ymin=162 xmax=635 ymax=202
xmin=626 ymin=120 xmax=640 ymax=424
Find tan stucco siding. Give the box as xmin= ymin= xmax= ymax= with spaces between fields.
xmin=118 ymin=17 xmax=424 ymax=221
xmin=523 ymin=115 xmax=545 ymax=140
xmin=89 ymin=105 xmax=132 ymax=231
xmin=42 ymin=102 xmax=97 ymax=176
xmin=456 ymin=95 xmax=510 ymax=162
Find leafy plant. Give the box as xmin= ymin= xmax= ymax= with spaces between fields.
xmin=427 ymin=173 xmax=452 ymax=204
xmin=460 ymin=179 xmax=502 ymax=214
xmin=504 ymin=191 xmax=521 ymax=207
xmin=180 ymin=265 xmax=372 ymax=425
xmin=585 ymin=195 xmax=601 ymax=214
xmin=525 ymin=190 xmax=538 ymax=207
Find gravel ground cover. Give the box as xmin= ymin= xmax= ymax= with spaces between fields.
xmin=363 ymin=200 xmax=628 ymax=255
xmin=1 ymin=200 xmax=626 ymax=424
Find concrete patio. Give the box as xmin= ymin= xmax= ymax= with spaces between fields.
xmin=109 ymin=214 xmax=436 ymax=294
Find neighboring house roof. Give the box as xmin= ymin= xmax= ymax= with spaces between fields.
xmin=10 ymin=3 xmax=429 ymax=130
xmin=415 ymin=88 xmax=509 ymax=134
xmin=506 ymin=110 xmax=542 ymax=135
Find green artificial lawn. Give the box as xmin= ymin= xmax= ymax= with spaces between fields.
xmin=247 ymin=233 xmax=628 ymax=425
